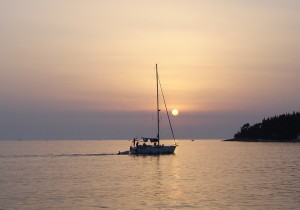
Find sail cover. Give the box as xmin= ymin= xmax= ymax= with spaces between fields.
xmin=142 ymin=137 xmax=159 ymax=142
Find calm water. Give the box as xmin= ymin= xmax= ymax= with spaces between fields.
xmin=1 ymin=140 xmax=300 ymax=209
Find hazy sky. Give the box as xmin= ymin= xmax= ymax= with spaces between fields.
xmin=1 ymin=0 xmax=300 ymax=140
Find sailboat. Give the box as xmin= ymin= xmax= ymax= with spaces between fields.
xmin=129 ymin=64 xmax=177 ymax=155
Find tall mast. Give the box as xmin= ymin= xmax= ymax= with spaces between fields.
xmin=156 ymin=64 xmax=160 ymax=145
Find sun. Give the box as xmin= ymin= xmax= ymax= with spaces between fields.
xmin=171 ymin=109 xmax=179 ymax=116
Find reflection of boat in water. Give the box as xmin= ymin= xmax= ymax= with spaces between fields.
xmin=129 ymin=64 xmax=177 ymax=155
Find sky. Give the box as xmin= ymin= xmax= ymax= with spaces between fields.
xmin=1 ymin=0 xmax=300 ymax=140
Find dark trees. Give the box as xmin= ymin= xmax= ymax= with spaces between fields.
xmin=234 ymin=112 xmax=300 ymax=140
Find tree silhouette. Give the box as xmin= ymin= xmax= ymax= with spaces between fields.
xmin=234 ymin=112 xmax=300 ymax=141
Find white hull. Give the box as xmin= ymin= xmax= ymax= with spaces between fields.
xmin=130 ymin=145 xmax=176 ymax=155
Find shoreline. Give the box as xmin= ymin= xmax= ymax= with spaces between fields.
xmin=224 ymin=138 xmax=300 ymax=142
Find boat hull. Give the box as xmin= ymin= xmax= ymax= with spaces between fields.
xmin=130 ymin=145 xmax=177 ymax=155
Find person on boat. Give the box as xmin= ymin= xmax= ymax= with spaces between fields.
xmin=132 ymin=138 xmax=136 ymax=147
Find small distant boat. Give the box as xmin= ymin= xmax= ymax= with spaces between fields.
xmin=129 ymin=64 xmax=177 ymax=155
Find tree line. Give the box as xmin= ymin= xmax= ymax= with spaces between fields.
xmin=234 ymin=112 xmax=300 ymax=140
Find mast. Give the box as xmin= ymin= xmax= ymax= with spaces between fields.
xmin=156 ymin=64 xmax=160 ymax=145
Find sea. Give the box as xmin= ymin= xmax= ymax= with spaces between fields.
xmin=1 ymin=139 xmax=300 ymax=210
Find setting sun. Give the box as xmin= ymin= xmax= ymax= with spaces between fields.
xmin=172 ymin=109 xmax=179 ymax=116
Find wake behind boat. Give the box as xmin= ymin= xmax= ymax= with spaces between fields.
xmin=128 ymin=64 xmax=177 ymax=155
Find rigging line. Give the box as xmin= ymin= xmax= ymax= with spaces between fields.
xmin=158 ymin=75 xmax=177 ymax=146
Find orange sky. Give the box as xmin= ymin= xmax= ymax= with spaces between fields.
xmin=1 ymin=0 xmax=300 ymax=139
